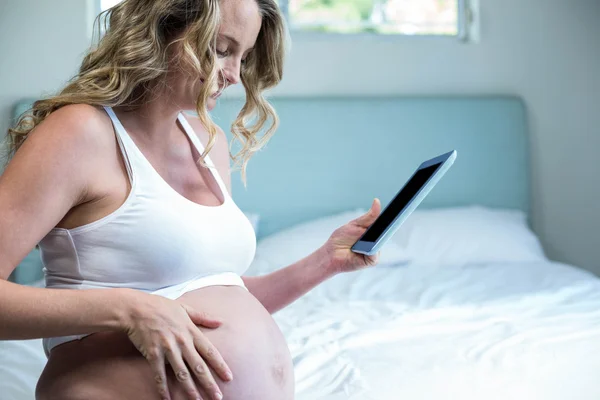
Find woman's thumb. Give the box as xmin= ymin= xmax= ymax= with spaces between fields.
xmin=182 ymin=304 xmax=222 ymax=328
xmin=370 ymin=198 xmax=381 ymax=214
xmin=366 ymin=198 xmax=381 ymax=219
xmin=355 ymin=198 xmax=381 ymax=228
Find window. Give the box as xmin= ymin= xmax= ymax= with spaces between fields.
xmin=93 ymin=0 xmax=123 ymax=38
xmin=99 ymin=0 xmax=477 ymax=40
xmin=100 ymin=0 xmax=122 ymax=11
xmin=280 ymin=0 xmax=470 ymax=37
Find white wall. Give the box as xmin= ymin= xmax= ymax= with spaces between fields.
xmin=0 ymin=0 xmax=598 ymax=274
xmin=0 ymin=0 xmax=91 ymax=138
xmin=266 ymin=0 xmax=600 ymax=274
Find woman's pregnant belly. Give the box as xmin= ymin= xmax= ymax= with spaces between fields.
xmin=36 ymin=285 xmax=295 ymax=400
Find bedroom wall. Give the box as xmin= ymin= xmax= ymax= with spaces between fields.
xmin=0 ymin=0 xmax=598 ymax=275
xmin=0 ymin=0 xmax=93 ymax=163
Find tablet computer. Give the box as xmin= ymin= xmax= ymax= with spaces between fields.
xmin=351 ymin=150 xmax=457 ymax=256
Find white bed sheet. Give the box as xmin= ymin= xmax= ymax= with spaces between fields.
xmin=272 ymin=260 xmax=600 ymax=400
xmin=3 ymin=261 xmax=600 ymax=400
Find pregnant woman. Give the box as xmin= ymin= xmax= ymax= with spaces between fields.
xmin=0 ymin=0 xmax=381 ymax=399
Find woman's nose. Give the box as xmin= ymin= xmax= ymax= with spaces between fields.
xmin=222 ymin=60 xmax=241 ymax=85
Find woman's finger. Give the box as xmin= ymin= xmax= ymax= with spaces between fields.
xmin=147 ymin=349 xmax=171 ymax=400
xmin=364 ymin=251 xmax=380 ymax=267
xmin=183 ymin=342 xmax=224 ymax=400
xmin=182 ymin=304 xmax=223 ymax=329
xmin=164 ymin=344 xmax=203 ymax=400
xmin=194 ymin=334 xmax=233 ymax=382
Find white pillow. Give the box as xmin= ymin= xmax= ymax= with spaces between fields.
xmin=0 ymin=280 xmax=48 ymax=400
xmin=0 ymin=339 xmax=46 ymax=399
xmin=390 ymin=205 xmax=547 ymax=266
xmin=247 ymin=209 xmax=411 ymax=275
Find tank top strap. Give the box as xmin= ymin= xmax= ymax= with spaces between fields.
xmin=177 ymin=112 xmax=230 ymax=198
xmin=103 ymin=106 xmax=135 ymax=185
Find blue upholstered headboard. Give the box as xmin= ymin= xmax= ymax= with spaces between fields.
xmin=9 ymin=96 xmax=530 ymax=284
xmin=214 ymin=96 xmax=530 ymax=236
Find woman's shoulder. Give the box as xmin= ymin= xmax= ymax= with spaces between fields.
xmin=32 ymin=104 xmax=118 ymax=154
xmin=17 ymin=104 xmax=124 ymax=188
xmin=42 ymin=103 xmax=110 ymax=137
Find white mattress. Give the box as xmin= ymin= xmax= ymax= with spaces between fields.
xmin=273 ymin=260 xmax=600 ymax=399
xmin=3 ymin=261 xmax=600 ymax=400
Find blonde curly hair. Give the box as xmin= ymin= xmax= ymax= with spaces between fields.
xmin=5 ymin=0 xmax=286 ymax=185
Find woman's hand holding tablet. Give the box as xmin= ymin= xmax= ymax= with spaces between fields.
xmin=351 ymin=150 xmax=457 ymax=256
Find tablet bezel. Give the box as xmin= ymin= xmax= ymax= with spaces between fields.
xmin=351 ymin=150 xmax=457 ymax=256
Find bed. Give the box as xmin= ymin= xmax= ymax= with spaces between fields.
xmin=3 ymin=96 xmax=600 ymax=399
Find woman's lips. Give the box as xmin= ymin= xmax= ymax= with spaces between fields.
xmin=199 ymin=79 xmax=224 ymax=99
xmin=211 ymin=83 xmax=227 ymax=99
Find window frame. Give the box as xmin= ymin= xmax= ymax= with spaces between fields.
xmin=96 ymin=0 xmax=480 ymax=42
xmin=279 ymin=0 xmax=478 ymax=41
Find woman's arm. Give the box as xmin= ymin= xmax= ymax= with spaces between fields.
xmin=242 ymin=246 xmax=334 ymax=314
xmin=243 ymin=199 xmax=382 ymax=314
xmin=0 ymin=280 xmax=130 ymax=339
xmin=0 ymin=104 xmax=122 ymax=338
xmin=207 ymin=119 xmax=381 ymax=314
xmin=1 ymin=106 xmax=232 ymax=399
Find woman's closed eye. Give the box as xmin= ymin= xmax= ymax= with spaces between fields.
xmin=217 ymin=49 xmax=247 ymax=64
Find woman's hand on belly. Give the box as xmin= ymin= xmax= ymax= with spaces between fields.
xmin=37 ymin=286 xmax=294 ymax=400
xmin=120 ymin=288 xmax=233 ymax=400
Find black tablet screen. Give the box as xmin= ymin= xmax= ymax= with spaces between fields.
xmin=360 ymin=162 xmax=442 ymax=242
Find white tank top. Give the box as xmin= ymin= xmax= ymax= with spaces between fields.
xmin=39 ymin=106 xmax=256 ymax=356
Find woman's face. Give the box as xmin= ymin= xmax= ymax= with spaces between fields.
xmin=181 ymin=0 xmax=262 ymax=111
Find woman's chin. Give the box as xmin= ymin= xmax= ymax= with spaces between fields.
xmin=184 ymin=96 xmax=217 ymax=111
xmin=206 ymin=97 xmax=217 ymax=111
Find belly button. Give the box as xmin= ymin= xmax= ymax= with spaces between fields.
xmin=271 ymin=355 xmax=289 ymax=388
xmin=271 ymin=364 xmax=286 ymax=387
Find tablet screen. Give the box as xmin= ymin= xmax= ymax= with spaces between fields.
xmin=360 ymin=162 xmax=442 ymax=242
